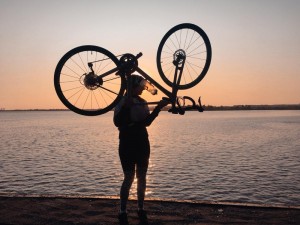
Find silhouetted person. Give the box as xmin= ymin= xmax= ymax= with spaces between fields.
xmin=114 ymin=74 xmax=168 ymax=224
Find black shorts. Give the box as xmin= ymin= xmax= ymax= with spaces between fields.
xmin=119 ymin=136 xmax=150 ymax=172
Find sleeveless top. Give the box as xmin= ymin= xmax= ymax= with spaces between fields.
xmin=114 ymin=96 xmax=161 ymax=140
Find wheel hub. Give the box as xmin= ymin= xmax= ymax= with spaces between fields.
xmin=173 ymin=49 xmax=186 ymax=66
xmin=80 ymin=72 xmax=103 ymax=90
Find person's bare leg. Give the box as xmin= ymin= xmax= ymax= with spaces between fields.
xmin=136 ymin=166 xmax=147 ymax=210
xmin=120 ymin=170 xmax=135 ymax=212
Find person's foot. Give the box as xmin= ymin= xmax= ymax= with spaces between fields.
xmin=137 ymin=209 xmax=148 ymax=223
xmin=118 ymin=212 xmax=129 ymax=225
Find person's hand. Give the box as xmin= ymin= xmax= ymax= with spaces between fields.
xmin=157 ymin=99 xmax=169 ymax=109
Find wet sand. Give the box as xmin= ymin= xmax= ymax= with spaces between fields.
xmin=0 ymin=195 xmax=299 ymax=225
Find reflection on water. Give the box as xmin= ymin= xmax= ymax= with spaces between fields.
xmin=0 ymin=110 xmax=299 ymax=206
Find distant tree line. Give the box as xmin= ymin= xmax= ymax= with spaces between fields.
xmin=157 ymin=104 xmax=300 ymax=111
xmin=202 ymin=104 xmax=300 ymax=111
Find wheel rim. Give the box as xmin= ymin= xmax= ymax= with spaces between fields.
xmin=54 ymin=46 xmax=125 ymax=116
xmin=157 ymin=23 xmax=212 ymax=89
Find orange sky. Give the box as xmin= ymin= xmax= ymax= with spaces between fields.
xmin=0 ymin=0 xmax=299 ymax=110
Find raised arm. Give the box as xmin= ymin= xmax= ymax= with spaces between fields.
xmin=136 ymin=99 xmax=169 ymax=127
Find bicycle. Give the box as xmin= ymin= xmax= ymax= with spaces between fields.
xmin=54 ymin=23 xmax=212 ymax=116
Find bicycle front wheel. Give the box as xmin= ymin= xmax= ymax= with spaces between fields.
xmin=54 ymin=45 xmax=125 ymax=116
xmin=157 ymin=23 xmax=212 ymax=89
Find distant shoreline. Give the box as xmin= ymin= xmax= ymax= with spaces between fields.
xmin=202 ymin=104 xmax=300 ymax=111
xmin=1 ymin=104 xmax=300 ymax=112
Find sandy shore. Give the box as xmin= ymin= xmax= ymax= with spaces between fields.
xmin=0 ymin=195 xmax=299 ymax=225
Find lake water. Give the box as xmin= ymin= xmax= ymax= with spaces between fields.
xmin=0 ymin=110 xmax=299 ymax=206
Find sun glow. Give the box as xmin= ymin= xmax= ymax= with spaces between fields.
xmin=1 ymin=1 xmax=300 ymax=110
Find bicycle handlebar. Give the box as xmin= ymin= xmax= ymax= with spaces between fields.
xmin=136 ymin=96 xmax=203 ymax=114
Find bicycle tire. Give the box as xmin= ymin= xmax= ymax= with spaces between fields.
xmin=54 ymin=45 xmax=125 ymax=116
xmin=157 ymin=23 xmax=212 ymax=89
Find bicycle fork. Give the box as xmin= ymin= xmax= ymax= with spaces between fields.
xmin=169 ymin=51 xmax=186 ymax=114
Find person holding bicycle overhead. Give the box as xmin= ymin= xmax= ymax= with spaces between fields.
xmin=114 ymin=74 xmax=168 ymax=224
xmin=54 ymin=23 xmax=211 ymax=223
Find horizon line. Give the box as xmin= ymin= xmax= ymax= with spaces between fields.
xmin=1 ymin=103 xmax=300 ymax=112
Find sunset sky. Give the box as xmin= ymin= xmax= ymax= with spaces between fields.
xmin=0 ymin=0 xmax=299 ymax=110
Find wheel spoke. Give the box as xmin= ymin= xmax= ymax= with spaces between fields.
xmin=162 ymin=50 xmax=173 ymax=55
xmin=179 ymin=29 xmax=182 ymax=49
xmin=92 ymin=90 xmax=101 ymax=109
xmin=166 ymin=66 xmax=175 ymax=81
xmin=67 ymin=86 xmax=85 ymax=101
xmin=63 ymin=85 xmax=83 ymax=92
xmin=98 ymin=88 xmax=108 ymax=107
xmin=187 ymin=51 xmax=207 ymax=57
xmin=161 ymin=55 xmax=173 ymax=60
xmin=74 ymin=88 xmax=85 ymax=106
xmin=72 ymin=55 xmax=87 ymax=74
xmin=187 ymin=43 xmax=205 ymax=56
xmin=187 ymin=61 xmax=203 ymax=69
xmin=169 ymin=36 xmax=178 ymax=50
xmin=183 ymin=29 xmax=189 ymax=49
xmin=187 ymin=56 xmax=206 ymax=60
xmin=185 ymin=62 xmax=193 ymax=82
xmin=96 ymin=54 xmax=105 ymax=74
xmin=186 ymin=35 xmax=201 ymax=52
xmin=164 ymin=63 xmax=175 ymax=73
xmin=185 ymin=31 xmax=196 ymax=52
xmin=61 ymin=73 xmax=80 ymax=79
xmin=97 ymin=60 xmax=113 ymax=74
xmin=64 ymin=64 xmax=82 ymax=77
xmin=60 ymin=80 xmax=79 ymax=84
xmin=186 ymin=61 xmax=200 ymax=75
xmin=83 ymin=90 xmax=91 ymax=109
xmin=174 ymin=32 xmax=180 ymax=49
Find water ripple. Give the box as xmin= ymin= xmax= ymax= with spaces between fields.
xmin=0 ymin=110 xmax=299 ymax=206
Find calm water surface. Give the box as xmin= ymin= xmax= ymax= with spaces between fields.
xmin=0 ymin=110 xmax=299 ymax=206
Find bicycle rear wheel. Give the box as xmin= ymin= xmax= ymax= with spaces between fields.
xmin=157 ymin=23 xmax=212 ymax=89
xmin=54 ymin=45 xmax=125 ymax=116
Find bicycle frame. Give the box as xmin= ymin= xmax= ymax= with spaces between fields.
xmin=93 ymin=52 xmax=203 ymax=114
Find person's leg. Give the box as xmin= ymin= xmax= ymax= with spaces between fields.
xmin=119 ymin=139 xmax=135 ymax=213
xmin=120 ymin=169 xmax=135 ymax=212
xmin=136 ymin=138 xmax=150 ymax=211
xmin=136 ymin=165 xmax=148 ymax=210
